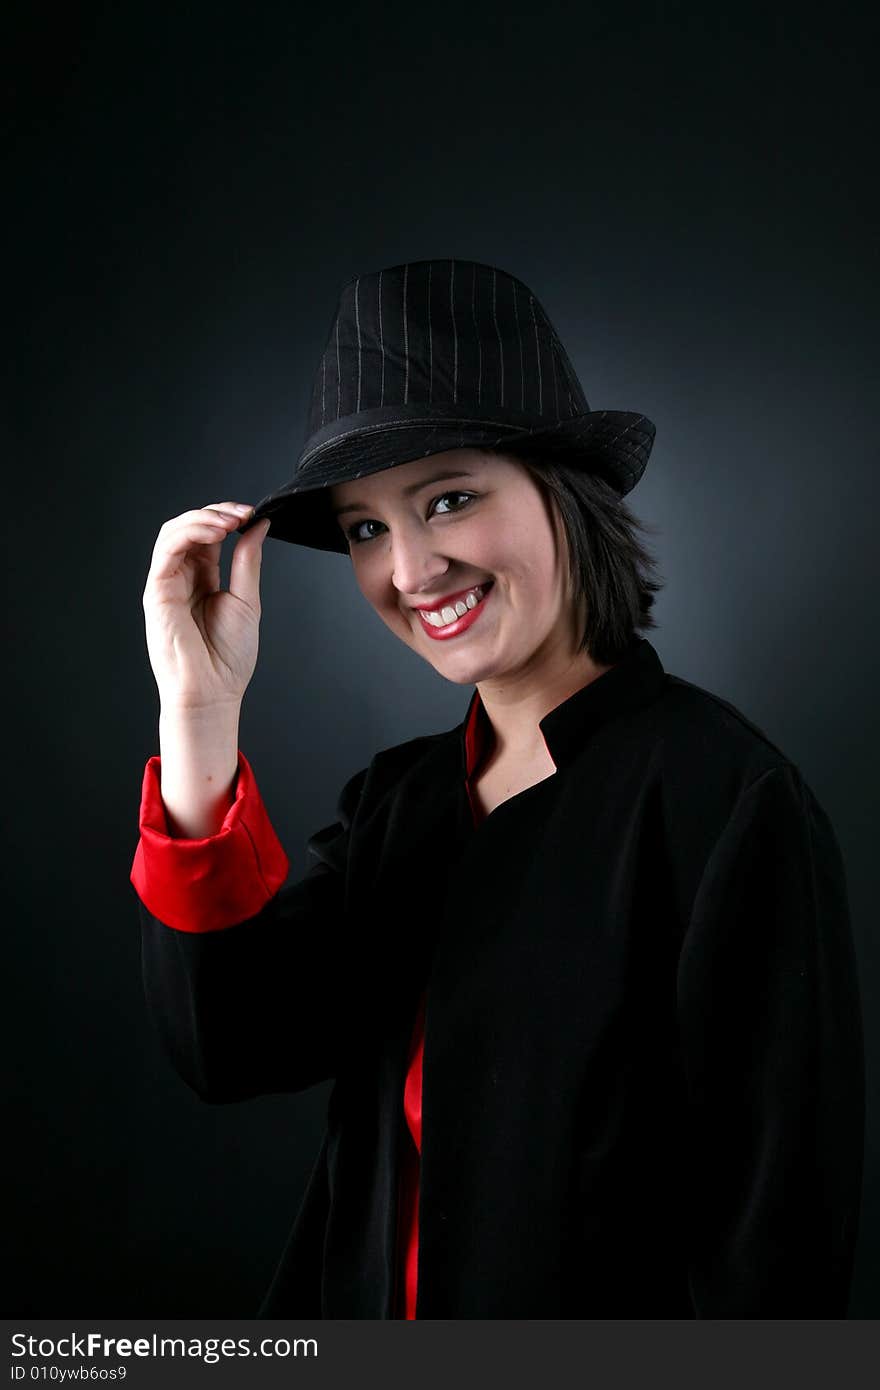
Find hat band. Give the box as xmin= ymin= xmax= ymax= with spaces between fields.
xmin=296 ymin=402 xmax=574 ymax=474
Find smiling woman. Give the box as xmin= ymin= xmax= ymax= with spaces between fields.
xmin=131 ymin=259 xmax=865 ymax=1320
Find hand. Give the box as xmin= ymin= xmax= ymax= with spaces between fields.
xmin=142 ymin=502 xmax=272 ymax=710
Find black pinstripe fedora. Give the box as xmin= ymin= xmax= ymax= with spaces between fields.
xmin=240 ymin=259 xmax=656 ymax=554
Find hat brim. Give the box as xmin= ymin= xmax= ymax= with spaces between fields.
xmin=239 ymin=411 xmax=655 ymax=554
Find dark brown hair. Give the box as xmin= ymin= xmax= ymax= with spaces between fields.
xmin=482 ymin=450 xmax=665 ymax=666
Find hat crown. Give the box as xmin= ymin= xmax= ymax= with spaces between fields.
xmin=306 ymin=259 xmax=590 ymax=441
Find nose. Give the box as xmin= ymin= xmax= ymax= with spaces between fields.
xmin=389 ymin=523 xmax=450 ymax=598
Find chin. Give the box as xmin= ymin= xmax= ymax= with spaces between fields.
xmin=424 ymin=649 xmax=505 ymax=686
xmin=429 ymin=665 xmax=482 ymax=686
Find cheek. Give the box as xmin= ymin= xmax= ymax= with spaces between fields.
xmin=352 ymin=558 xmax=413 ymax=634
xmin=351 ymin=554 xmax=386 ymax=607
xmin=497 ymin=518 xmax=563 ymax=603
xmin=464 ymin=510 xmax=530 ymax=574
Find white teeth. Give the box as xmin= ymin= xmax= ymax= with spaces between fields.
xmin=419 ymin=584 xmax=488 ymax=626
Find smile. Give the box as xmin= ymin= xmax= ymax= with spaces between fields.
xmin=414 ymin=582 xmax=494 ymax=640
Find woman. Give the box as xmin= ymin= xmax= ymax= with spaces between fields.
xmin=131 ymin=259 xmax=865 ymax=1318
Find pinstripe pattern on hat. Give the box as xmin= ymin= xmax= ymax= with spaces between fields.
xmin=244 ymin=259 xmax=655 ymax=553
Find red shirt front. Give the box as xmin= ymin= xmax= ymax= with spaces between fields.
xmin=391 ymin=688 xmax=489 ymax=1319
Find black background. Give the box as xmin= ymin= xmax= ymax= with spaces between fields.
xmin=7 ymin=0 xmax=878 ymax=1316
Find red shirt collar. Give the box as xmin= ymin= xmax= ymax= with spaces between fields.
xmin=463 ymin=687 xmax=490 ymax=782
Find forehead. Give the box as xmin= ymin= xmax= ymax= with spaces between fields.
xmin=328 ymin=448 xmax=524 ymax=509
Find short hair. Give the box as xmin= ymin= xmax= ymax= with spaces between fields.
xmin=480 ymin=449 xmax=665 ymax=666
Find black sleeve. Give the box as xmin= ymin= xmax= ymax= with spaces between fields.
xmin=676 ymin=763 xmax=865 ymax=1316
xmin=139 ymin=766 xmax=368 ymax=1102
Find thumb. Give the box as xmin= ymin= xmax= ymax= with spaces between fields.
xmin=228 ymin=517 xmax=271 ymax=612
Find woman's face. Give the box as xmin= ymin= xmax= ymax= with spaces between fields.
xmin=328 ymin=448 xmax=583 ymax=687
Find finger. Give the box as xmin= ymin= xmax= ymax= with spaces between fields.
xmin=204 ymin=502 xmax=255 ymax=520
xmin=147 ymin=522 xmax=228 ymax=591
xmin=193 ymin=504 xmax=250 ymax=526
xmin=159 ymin=506 xmax=251 ymax=537
xmin=154 ymin=520 xmax=230 ymax=556
xmin=228 ymin=518 xmax=271 ymax=613
xmin=154 ymin=509 xmax=242 ymax=558
xmin=147 ymin=506 xmax=254 ymax=590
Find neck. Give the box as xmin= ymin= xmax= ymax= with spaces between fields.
xmin=475 ymin=646 xmax=615 ymax=762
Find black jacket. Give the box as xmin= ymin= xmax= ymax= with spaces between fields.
xmin=135 ymin=637 xmax=865 ymax=1317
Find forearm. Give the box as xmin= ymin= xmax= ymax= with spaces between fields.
xmin=132 ymin=751 xmax=369 ymax=1099
xmin=158 ymin=702 xmax=242 ymax=838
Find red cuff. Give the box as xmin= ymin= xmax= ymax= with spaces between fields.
xmin=129 ymin=750 xmax=290 ymax=933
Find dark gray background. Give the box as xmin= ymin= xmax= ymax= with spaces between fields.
xmin=7 ymin=0 xmax=877 ymax=1316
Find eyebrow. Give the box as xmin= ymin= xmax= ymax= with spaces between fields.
xmin=331 ymin=471 xmax=475 ymax=519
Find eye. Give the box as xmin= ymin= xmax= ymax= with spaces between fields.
xmin=346 ymin=518 xmax=387 ymax=545
xmin=345 ymin=492 xmax=477 ymax=545
xmin=431 ymin=491 xmax=476 ymax=516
